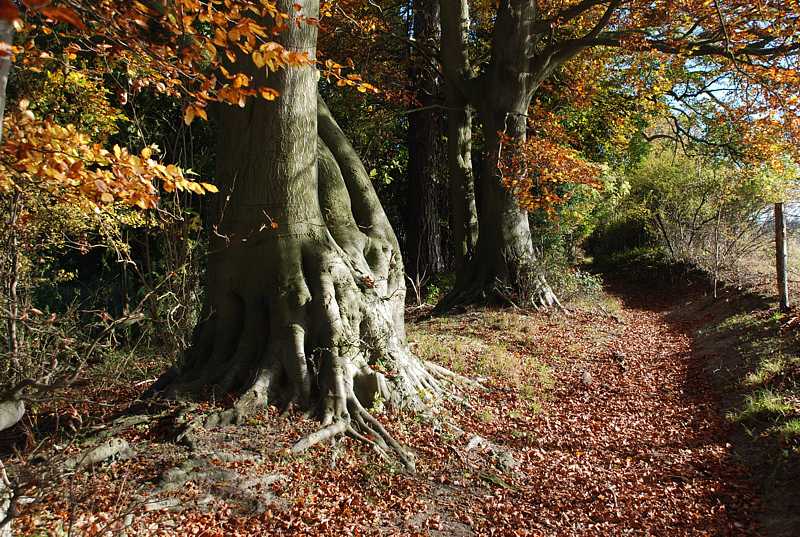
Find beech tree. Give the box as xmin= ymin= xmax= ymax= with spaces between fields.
xmin=158 ymin=7 xmax=442 ymax=468
xmin=440 ymin=0 xmax=478 ymax=272
xmin=2 ymin=0 xmax=798 ymax=478
xmin=0 ymin=0 xmax=463 ymax=472
xmin=436 ymin=0 xmax=800 ymax=310
xmin=405 ymin=0 xmax=448 ymax=280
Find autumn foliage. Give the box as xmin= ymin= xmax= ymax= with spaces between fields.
xmin=1 ymin=100 xmax=217 ymax=211
xmin=498 ymin=131 xmax=603 ymax=214
xmin=460 ymin=0 xmax=800 ymax=213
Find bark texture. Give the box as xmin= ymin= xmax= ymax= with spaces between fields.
xmin=0 ymin=462 xmax=10 ymax=537
xmin=439 ymin=0 xmax=477 ymax=271
xmin=405 ymin=0 xmax=447 ymax=279
xmin=0 ymin=402 xmax=18 ymax=537
xmin=152 ymin=0 xmax=441 ymax=466
xmin=437 ymin=0 xmax=559 ymax=311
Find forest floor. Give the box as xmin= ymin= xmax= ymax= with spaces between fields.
xmin=2 ymin=277 xmax=798 ymax=536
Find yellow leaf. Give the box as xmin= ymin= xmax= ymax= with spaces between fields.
xmin=201 ymin=182 xmax=219 ymax=193
xmin=183 ymin=106 xmax=196 ymax=125
xmin=187 ymin=181 xmax=205 ymax=194
xmin=258 ymin=87 xmax=279 ymax=100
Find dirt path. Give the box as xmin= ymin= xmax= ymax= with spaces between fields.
xmin=532 ymin=288 xmax=757 ymax=535
xmin=5 ymin=286 xmax=766 ymax=536
xmin=408 ymin=287 xmax=759 ymax=536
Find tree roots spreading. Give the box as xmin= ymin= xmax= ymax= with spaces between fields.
xmin=435 ymin=254 xmax=561 ymax=314
xmin=152 ymin=252 xmax=457 ymax=471
xmin=148 ymin=101 xmax=470 ymax=472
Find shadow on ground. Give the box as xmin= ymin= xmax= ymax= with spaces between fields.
xmin=604 ymin=271 xmax=800 ymax=537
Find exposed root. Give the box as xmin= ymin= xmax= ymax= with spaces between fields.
xmin=144 ymin=94 xmax=474 ymax=475
xmin=424 ymin=360 xmax=484 ymax=390
xmin=435 ymin=267 xmax=562 ymax=314
xmin=292 ymin=421 xmax=347 ymax=453
xmin=64 ymin=438 xmax=134 ymax=470
xmin=290 ymin=391 xmax=416 ymax=473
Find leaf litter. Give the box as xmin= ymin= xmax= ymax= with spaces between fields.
xmin=2 ymin=287 xmax=761 ymax=536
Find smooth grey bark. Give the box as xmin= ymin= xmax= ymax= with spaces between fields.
xmin=0 ymin=22 xmax=16 ymax=537
xmin=0 ymin=397 xmax=16 ymax=536
xmin=153 ymin=0 xmax=440 ymax=465
xmin=406 ymin=0 xmax=447 ymax=279
xmin=0 ymin=458 xmax=10 ymax=537
xmin=437 ymin=0 xmax=559 ymax=310
xmin=0 ymin=399 xmax=23 ymax=434
xmin=439 ymin=0 xmax=477 ymax=271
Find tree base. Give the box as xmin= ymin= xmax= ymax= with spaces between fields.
xmin=150 ymin=344 xmax=458 ymax=472
xmin=145 ymin=94 xmax=474 ymax=472
xmin=435 ymin=256 xmax=561 ymax=314
xmin=146 ymin=187 xmax=446 ymax=472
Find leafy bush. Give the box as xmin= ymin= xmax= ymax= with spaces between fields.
xmin=586 ymin=147 xmax=799 ymax=295
xmin=1 ymin=51 xmax=211 ymax=398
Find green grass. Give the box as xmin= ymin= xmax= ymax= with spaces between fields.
xmin=776 ymin=418 xmax=800 ymax=443
xmin=731 ymin=389 xmax=795 ymax=423
xmin=744 ymin=355 xmax=798 ymax=387
xmin=409 ymin=311 xmax=555 ymax=413
xmin=712 ymin=308 xmax=800 ymax=452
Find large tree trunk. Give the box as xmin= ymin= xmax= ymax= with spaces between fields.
xmin=405 ymin=0 xmax=446 ymax=279
xmin=439 ymin=0 xmax=477 ymax=271
xmin=437 ymin=0 xmax=558 ymax=310
xmin=152 ymin=0 xmax=441 ymax=467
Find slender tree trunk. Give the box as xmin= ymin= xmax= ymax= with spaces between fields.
xmin=406 ymin=0 xmax=446 ymax=279
xmin=445 ymin=103 xmax=477 ymax=270
xmin=439 ymin=0 xmax=477 ymax=271
xmin=0 ymin=20 xmax=17 ymax=362
xmin=0 ymin=458 xmax=11 ymax=537
xmin=151 ymin=0 xmax=444 ymax=467
xmin=0 ymin=20 xmax=13 ymax=144
xmin=437 ymin=0 xmax=558 ymax=310
xmin=5 ymin=191 xmax=19 ymax=364
xmin=0 ymin=21 xmax=17 ymax=537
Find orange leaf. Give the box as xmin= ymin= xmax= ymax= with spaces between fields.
xmin=258 ymin=87 xmax=279 ymax=101
xmin=183 ymin=106 xmax=196 ymax=125
xmin=38 ymin=6 xmax=87 ymax=31
xmin=0 ymin=0 xmax=20 ymax=22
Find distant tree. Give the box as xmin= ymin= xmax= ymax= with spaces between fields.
xmin=436 ymin=0 xmax=800 ymax=310
xmin=405 ymin=0 xmax=448 ymax=282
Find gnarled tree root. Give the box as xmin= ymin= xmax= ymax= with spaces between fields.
xmin=152 ymin=345 xmax=481 ymax=473
xmin=146 ymin=94 xmax=483 ymax=473
xmin=434 ymin=259 xmax=562 ymax=314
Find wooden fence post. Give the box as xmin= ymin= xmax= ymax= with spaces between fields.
xmin=775 ymin=202 xmax=790 ymax=312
